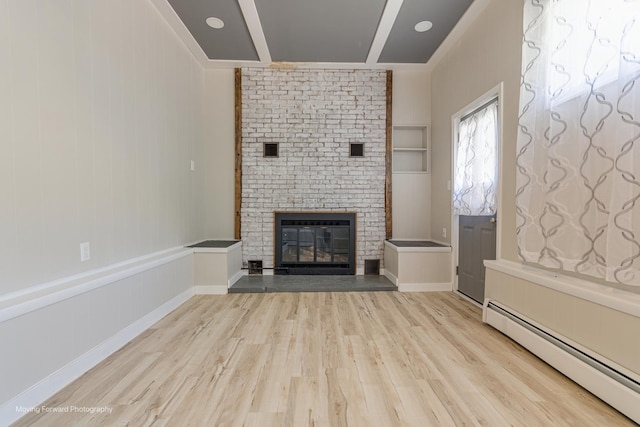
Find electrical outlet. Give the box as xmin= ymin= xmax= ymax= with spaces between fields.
xmin=441 ymin=227 xmax=447 ymax=238
xmin=80 ymin=242 xmax=91 ymax=262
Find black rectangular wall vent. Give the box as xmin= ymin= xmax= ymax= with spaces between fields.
xmin=350 ymin=143 xmax=364 ymax=157
xmin=264 ymin=143 xmax=279 ymax=157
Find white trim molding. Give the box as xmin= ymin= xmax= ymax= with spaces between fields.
xmin=0 ymin=247 xmax=193 ymax=323
xmin=228 ymin=270 xmax=245 ymax=287
xmin=195 ymin=286 xmax=228 ymax=295
xmin=399 ymin=282 xmax=452 ymax=292
xmin=484 ymin=259 xmax=640 ymax=318
xmin=0 ymin=289 xmax=194 ymax=427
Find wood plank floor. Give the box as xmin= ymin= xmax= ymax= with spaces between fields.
xmin=13 ymin=292 xmax=634 ymax=426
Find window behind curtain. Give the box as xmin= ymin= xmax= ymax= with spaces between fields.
xmin=453 ymin=99 xmax=498 ymax=216
xmin=515 ymin=0 xmax=640 ymax=287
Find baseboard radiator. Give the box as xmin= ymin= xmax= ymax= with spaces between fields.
xmin=484 ymin=300 xmax=640 ymax=424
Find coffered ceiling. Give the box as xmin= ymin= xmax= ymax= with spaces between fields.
xmin=150 ymin=0 xmax=479 ymax=69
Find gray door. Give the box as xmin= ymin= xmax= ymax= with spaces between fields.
xmin=458 ymin=215 xmax=496 ymax=303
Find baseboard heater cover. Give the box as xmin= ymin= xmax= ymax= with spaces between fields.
xmin=484 ymin=300 xmax=640 ymax=424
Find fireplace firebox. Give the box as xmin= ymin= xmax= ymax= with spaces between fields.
xmin=274 ymin=212 xmax=356 ymax=275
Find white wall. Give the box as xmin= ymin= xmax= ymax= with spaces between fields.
xmin=202 ymin=69 xmax=236 ymax=239
xmin=393 ymin=71 xmax=431 ymax=125
xmin=392 ymin=71 xmax=432 ymax=239
xmin=199 ymin=69 xmax=436 ymax=245
xmin=430 ymin=0 xmax=640 ymax=396
xmin=0 ymin=0 xmax=205 ymax=295
xmin=0 ymin=1 xmax=204 ymax=422
xmin=240 ymin=68 xmax=387 ymax=270
xmin=430 ymin=0 xmax=522 ymax=258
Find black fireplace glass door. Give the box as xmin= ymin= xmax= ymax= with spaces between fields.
xmin=275 ymin=212 xmax=356 ymax=275
xmin=298 ymin=228 xmax=315 ymax=262
xmin=281 ymin=226 xmax=351 ymax=264
xmin=316 ymin=227 xmax=332 ymax=262
xmin=282 ymin=228 xmax=298 ymax=262
xmin=333 ymin=227 xmax=349 ymax=263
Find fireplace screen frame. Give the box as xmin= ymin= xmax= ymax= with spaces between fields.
xmin=274 ymin=212 xmax=356 ymax=275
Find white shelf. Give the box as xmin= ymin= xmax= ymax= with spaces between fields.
xmin=392 ymin=125 xmax=429 ymax=173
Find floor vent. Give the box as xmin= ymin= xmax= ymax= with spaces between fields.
xmin=364 ymin=259 xmax=380 ymax=275
xmin=248 ymin=260 xmax=263 ymax=275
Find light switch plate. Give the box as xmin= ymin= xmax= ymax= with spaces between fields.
xmin=80 ymin=242 xmax=91 ymax=262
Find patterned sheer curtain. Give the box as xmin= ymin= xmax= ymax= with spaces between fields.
xmin=516 ymin=0 xmax=640 ymax=286
xmin=453 ymin=99 xmax=498 ymax=215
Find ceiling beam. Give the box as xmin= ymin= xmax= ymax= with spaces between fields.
xmin=366 ymin=0 xmax=404 ymax=65
xmin=237 ymin=0 xmax=272 ymax=64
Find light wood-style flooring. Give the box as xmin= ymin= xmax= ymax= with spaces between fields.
xmin=13 ymin=292 xmax=634 ymax=426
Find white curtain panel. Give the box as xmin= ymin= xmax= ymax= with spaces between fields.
xmin=516 ymin=0 xmax=640 ymax=286
xmin=453 ymin=100 xmax=498 ymax=215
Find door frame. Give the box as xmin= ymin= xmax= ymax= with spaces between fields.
xmin=450 ymin=82 xmax=504 ymax=302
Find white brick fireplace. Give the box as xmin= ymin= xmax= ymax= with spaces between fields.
xmin=240 ymin=68 xmax=387 ymax=274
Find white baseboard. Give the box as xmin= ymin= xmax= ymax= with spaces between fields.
xmin=485 ymin=303 xmax=640 ymax=424
xmin=398 ymin=282 xmax=452 ymax=292
xmin=228 ymin=270 xmax=244 ymax=287
xmin=383 ymin=273 xmax=453 ymax=292
xmin=455 ymin=290 xmax=482 ymax=307
xmin=0 ymin=288 xmax=194 ymax=427
xmin=195 ymin=285 xmax=228 ymax=295
xmin=384 ymin=270 xmax=399 ymax=286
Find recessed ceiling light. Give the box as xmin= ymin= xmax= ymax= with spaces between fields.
xmin=206 ymin=17 xmax=224 ymax=29
xmin=414 ymin=20 xmax=433 ymax=32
